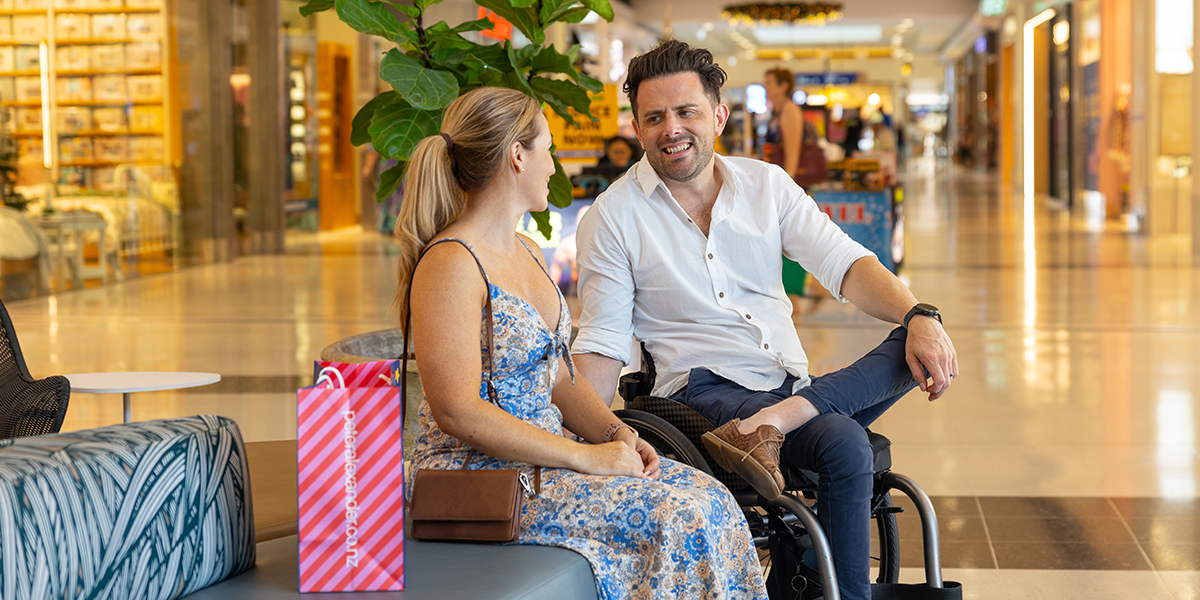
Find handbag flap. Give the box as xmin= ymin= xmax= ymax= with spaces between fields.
xmin=411 ymin=468 xmax=522 ymax=521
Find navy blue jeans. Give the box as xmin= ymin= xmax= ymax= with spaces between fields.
xmin=670 ymin=327 xmax=917 ymax=600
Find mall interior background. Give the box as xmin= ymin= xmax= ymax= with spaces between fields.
xmin=2 ymin=1 xmax=1200 ymax=597
xmin=0 ymin=0 xmax=1196 ymax=300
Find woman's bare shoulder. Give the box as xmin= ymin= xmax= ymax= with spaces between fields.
xmin=516 ymin=232 xmax=548 ymax=268
xmin=412 ymin=239 xmax=489 ymax=295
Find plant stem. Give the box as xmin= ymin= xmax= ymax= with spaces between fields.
xmin=416 ymin=10 xmax=431 ymax=68
xmin=527 ymin=1 xmax=545 ymax=84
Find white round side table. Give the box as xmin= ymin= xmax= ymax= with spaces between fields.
xmin=64 ymin=372 xmax=222 ymax=423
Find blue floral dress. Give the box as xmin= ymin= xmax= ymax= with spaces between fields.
xmin=410 ymin=237 xmax=768 ymax=600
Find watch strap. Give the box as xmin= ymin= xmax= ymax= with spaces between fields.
xmin=903 ymin=304 xmax=942 ymax=329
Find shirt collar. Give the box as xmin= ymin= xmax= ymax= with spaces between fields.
xmin=630 ymin=152 xmax=743 ymax=202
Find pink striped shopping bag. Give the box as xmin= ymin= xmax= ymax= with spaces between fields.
xmin=297 ymin=363 xmax=404 ymax=592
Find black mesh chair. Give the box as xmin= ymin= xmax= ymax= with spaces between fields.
xmin=0 ymin=298 xmax=70 ymax=438
xmin=614 ymin=344 xmax=947 ymax=600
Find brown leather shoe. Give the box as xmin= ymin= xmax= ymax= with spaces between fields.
xmin=701 ymin=419 xmax=786 ymax=500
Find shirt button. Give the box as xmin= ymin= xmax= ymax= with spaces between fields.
xmin=708 ymin=253 xmax=714 ymax=259
xmin=719 ymin=292 xmax=725 ymax=298
xmin=764 ymin=343 xmax=770 ymax=349
xmin=745 ymin=314 xmax=752 ymax=319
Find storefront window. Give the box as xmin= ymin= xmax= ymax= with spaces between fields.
xmin=1156 ymin=0 xmax=1193 ymax=74
xmin=0 ymin=0 xmax=177 ymax=297
xmin=282 ymin=0 xmax=318 ymax=231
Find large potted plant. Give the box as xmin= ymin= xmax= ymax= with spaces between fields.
xmin=301 ymin=0 xmax=612 ymax=238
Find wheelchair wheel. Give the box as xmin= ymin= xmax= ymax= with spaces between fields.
xmin=614 ymin=408 xmax=714 ymax=475
xmin=873 ymin=491 xmax=900 ymax=584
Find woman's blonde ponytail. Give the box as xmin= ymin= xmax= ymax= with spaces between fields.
xmin=393 ymin=87 xmax=542 ymax=326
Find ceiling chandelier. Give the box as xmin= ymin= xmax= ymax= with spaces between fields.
xmin=720 ymin=2 xmax=844 ymax=27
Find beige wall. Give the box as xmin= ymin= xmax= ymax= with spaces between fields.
xmin=316 ymin=11 xmax=363 ymax=226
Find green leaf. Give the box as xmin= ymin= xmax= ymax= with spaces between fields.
xmin=548 ymin=155 xmax=573 ymax=209
xmin=530 ymin=47 xmax=601 ymax=93
xmin=393 ymin=3 xmax=420 ymax=18
xmin=424 ymin=22 xmax=476 ymax=52
xmin=463 ymin=43 xmax=510 ymax=71
xmin=510 ymin=0 xmax=538 ymax=7
xmin=509 ymin=42 xmax=540 ymax=69
xmin=380 ymin=48 xmax=459 ymax=111
xmin=413 ymin=0 xmax=441 ymax=9
xmin=474 ymin=68 xmax=506 ymax=89
xmin=532 ymin=77 xmax=594 ymax=126
xmin=376 ymin=161 xmax=406 ymax=202
xmin=369 ymin=101 xmax=443 ymax=160
xmin=556 ymin=6 xmax=591 ymax=23
xmin=541 ymin=0 xmax=586 ymax=24
xmin=577 ymin=70 xmax=603 ymax=94
xmin=299 ymin=0 xmax=335 ymax=16
xmin=475 ymin=0 xmax=544 ymax=45
xmin=533 ymin=82 xmax=579 ymax=127
xmin=391 ymin=22 xmax=418 ymax=45
xmin=501 ymin=69 xmax=535 ymax=97
xmin=531 ymin=46 xmax=574 ymax=76
xmin=499 ymin=43 xmax=535 ymax=95
xmin=352 ymin=91 xmax=397 ymax=146
xmin=528 ymin=209 xmax=553 ymax=240
xmin=450 ymin=17 xmax=495 ymax=34
xmin=579 ymin=0 xmax=613 ymax=21
xmin=334 ymin=0 xmax=407 ymax=43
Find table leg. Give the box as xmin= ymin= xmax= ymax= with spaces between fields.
xmin=123 ymin=392 xmax=131 ymax=423
xmin=72 ymin=230 xmax=85 ymax=289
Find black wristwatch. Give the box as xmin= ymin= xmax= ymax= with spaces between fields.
xmin=903 ymin=303 xmax=941 ymax=329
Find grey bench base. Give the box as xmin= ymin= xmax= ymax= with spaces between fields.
xmin=186 ymin=535 xmax=598 ymax=600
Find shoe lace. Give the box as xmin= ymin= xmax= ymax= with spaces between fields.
xmin=739 ymin=429 xmax=785 ymax=462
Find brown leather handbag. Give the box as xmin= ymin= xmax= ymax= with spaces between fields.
xmin=403 ymin=239 xmax=541 ymax=543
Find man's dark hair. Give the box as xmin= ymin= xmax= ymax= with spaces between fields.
xmin=623 ymin=39 xmax=727 ymax=119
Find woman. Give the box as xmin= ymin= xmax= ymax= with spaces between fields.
xmin=398 ymin=87 xmax=767 ymax=600
xmin=763 ymin=67 xmax=828 ymax=188
xmin=597 ymin=136 xmax=639 ymax=170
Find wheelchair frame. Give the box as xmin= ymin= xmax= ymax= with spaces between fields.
xmin=613 ymin=345 xmax=947 ymax=600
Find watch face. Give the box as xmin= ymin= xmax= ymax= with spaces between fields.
xmin=915 ymin=303 xmax=939 ymax=314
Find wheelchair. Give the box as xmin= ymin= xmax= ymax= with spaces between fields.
xmin=613 ymin=344 xmax=949 ymax=600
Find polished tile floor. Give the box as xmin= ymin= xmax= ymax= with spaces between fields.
xmin=5 ymin=159 xmax=1200 ymax=598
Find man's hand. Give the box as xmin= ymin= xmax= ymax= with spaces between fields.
xmin=905 ymin=316 xmax=958 ymax=400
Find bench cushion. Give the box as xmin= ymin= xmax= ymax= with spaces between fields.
xmin=0 ymin=415 xmax=255 ymax=599
xmin=188 ymin=534 xmax=598 ymax=600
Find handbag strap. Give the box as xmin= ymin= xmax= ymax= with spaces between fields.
xmin=402 ymin=238 xmax=499 ymax=423
xmin=402 ymin=237 xmax=541 ymax=492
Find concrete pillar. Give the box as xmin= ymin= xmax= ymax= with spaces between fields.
xmin=248 ymin=0 xmax=285 ymax=254
xmin=175 ymin=0 xmax=236 ymax=264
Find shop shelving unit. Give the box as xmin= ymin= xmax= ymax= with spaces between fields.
xmin=0 ymin=0 xmax=169 ymax=192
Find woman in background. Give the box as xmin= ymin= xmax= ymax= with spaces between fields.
xmin=764 ymin=67 xmax=829 ymax=188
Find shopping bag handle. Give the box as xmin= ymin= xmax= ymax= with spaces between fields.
xmin=316 ymin=366 xmax=346 ymax=389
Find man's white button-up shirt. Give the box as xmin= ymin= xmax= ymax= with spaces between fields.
xmin=572 ymin=154 xmax=874 ymax=398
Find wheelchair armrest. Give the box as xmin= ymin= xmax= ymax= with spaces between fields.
xmin=865 ymin=429 xmax=892 ymax=472
xmin=618 ymin=372 xmax=653 ymax=405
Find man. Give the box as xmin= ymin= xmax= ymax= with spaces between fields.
xmin=570 ymin=40 xmax=957 ymax=600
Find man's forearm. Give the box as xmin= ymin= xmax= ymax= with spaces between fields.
xmin=572 ymin=352 xmax=625 ymax=408
xmin=838 ymin=256 xmax=919 ymax=324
